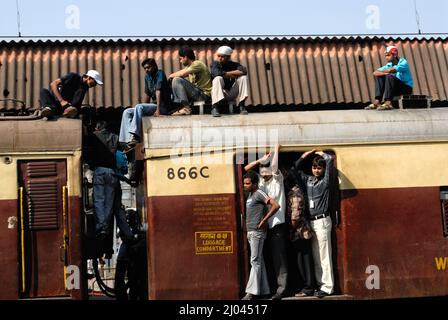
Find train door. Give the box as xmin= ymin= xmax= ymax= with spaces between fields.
xmin=18 ymin=160 xmax=68 ymax=298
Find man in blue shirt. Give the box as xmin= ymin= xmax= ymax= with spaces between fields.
xmin=366 ymin=46 xmax=413 ymax=110
xmin=119 ymin=58 xmax=173 ymax=152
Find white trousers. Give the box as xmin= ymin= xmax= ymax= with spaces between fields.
xmin=310 ymin=216 xmax=334 ymax=294
xmin=211 ymin=75 xmax=249 ymax=105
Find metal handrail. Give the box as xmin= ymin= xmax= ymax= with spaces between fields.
xmin=19 ymin=187 xmax=26 ymax=293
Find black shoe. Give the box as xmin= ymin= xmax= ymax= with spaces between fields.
xmin=239 ymin=105 xmax=248 ymax=115
xmin=314 ymin=290 xmax=330 ymax=298
xmin=270 ymin=293 xmax=284 ymax=300
xmin=211 ymin=106 xmax=221 ymax=117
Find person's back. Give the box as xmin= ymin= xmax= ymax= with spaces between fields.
xmin=91 ymin=127 xmax=118 ymax=169
xmin=187 ymin=60 xmax=212 ymax=95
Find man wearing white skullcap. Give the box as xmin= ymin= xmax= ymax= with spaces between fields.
xmin=210 ymin=45 xmax=249 ymax=117
xmin=365 ymin=45 xmax=413 ymax=110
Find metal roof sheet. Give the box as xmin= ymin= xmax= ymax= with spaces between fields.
xmin=1 ymin=36 xmax=447 ymax=110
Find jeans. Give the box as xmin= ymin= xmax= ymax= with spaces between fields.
xmin=93 ymin=167 xmax=118 ymax=234
xmin=40 ymin=88 xmax=62 ymax=114
xmin=171 ymin=77 xmax=210 ymax=106
xmin=245 ymin=230 xmax=270 ymax=296
xmin=375 ymin=75 xmax=413 ymax=101
xmin=119 ymin=103 xmax=157 ymax=143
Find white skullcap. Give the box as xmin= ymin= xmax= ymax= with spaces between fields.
xmin=217 ymin=46 xmax=233 ymax=56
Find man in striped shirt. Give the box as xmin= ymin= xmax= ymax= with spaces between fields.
xmin=242 ymin=170 xmax=280 ymax=300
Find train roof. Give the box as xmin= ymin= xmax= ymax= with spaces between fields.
xmin=142 ymin=108 xmax=448 ymax=152
xmin=0 ymin=118 xmax=82 ymax=153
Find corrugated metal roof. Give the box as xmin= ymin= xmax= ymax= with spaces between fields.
xmin=1 ymin=36 xmax=447 ymax=110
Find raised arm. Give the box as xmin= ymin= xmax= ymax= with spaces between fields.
xmin=244 ymin=151 xmax=272 ymax=172
xmin=271 ymin=144 xmax=280 ymax=174
xmin=316 ymin=151 xmax=333 ymax=186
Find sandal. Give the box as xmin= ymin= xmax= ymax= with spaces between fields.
xmin=377 ymin=103 xmax=394 ymax=111
xmin=364 ymin=103 xmax=380 ymax=110
xmin=172 ymin=106 xmax=192 ymax=116
xmin=294 ymin=292 xmax=309 ymax=297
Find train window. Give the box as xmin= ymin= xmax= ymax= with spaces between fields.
xmin=440 ymin=188 xmax=448 ymax=237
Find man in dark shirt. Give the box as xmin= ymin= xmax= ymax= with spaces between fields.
xmin=210 ymin=46 xmax=249 ymax=117
xmin=294 ymin=149 xmax=334 ymax=298
xmin=90 ymin=120 xmax=119 ymax=237
xmin=242 ymin=170 xmax=280 ymax=300
xmin=39 ymin=70 xmax=103 ymax=118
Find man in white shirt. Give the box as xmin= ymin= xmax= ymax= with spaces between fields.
xmin=244 ymin=144 xmax=288 ymax=300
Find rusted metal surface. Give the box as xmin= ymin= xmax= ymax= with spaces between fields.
xmin=1 ymin=37 xmax=447 ymax=110
xmin=0 ymin=118 xmax=82 ymax=153
xmin=338 ymin=187 xmax=448 ymax=299
xmin=146 ymin=194 xmax=241 ymax=300
xmin=68 ymin=196 xmax=87 ymax=300
xmin=0 ymin=199 xmax=19 ymax=299
xmin=19 ymin=160 xmax=67 ymax=298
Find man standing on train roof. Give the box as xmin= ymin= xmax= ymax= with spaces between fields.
xmin=244 ymin=144 xmax=289 ymax=300
xmin=168 ymin=47 xmax=212 ymax=116
xmin=365 ymin=45 xmax=413 ymax=111
xmin=210 ymin=45 xmax=249 ymax=117
xmin=39 ymin=70 xmax=103 ymax=118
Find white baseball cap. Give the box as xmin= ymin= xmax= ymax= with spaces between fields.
xmin=217 ymin=46 xmax=233 ymax=56
xmin=85 ymin=69 xmax=103 ymax=85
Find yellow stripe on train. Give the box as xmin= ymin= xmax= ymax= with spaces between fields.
xmin=146 ymin=153 xmax=236 ymax=197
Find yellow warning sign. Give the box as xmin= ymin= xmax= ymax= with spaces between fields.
xmin=195 ymin=231 xmax=233 ymax=255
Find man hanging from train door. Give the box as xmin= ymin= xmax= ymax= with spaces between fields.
xmin=244 ymin=144 xmax=289 ymax=300
xmin=242 ymin=170 xmax=280 ymax=300
xmin=89 ymin=120 xmax=119 ymax=242
xmin=293 ymin=149 xmax=334 ymax=298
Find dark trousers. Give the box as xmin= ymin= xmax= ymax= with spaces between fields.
xmin=375 ymin=75 xmax=412 ymax=101
xmin=40 ymin=88 xmax=62 ymax=114
xmin=265 ymin=223 xmax=289 ymax=295
xmin=292 ymin=239 xmax=315 ymax=294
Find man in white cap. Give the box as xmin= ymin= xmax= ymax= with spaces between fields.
xmin=365 ymin=45 xmax=413 ymax=110
xmin=210 ymin=45 xmax=249 ymax=117
xmin=39 ymin=69 xmax=103 ymax=118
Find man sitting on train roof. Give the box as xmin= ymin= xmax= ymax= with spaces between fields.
xmin=168 ymin=47 xmax=212 ymax=116
xmin=365 ymin=45 xmax=413 ymax=111
xmin=39 ymin=70 xmax=103 ymax=118
xmin=119 ymin=58 xmax=174 ymax=153
xmin=210 ymin=45 xmax=249 ymax=117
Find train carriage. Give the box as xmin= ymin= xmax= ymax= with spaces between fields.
xmin=1 ymin=108 xmax=448 ymax=300
xmin=141 ymin=108 xmax=448 ymax=299
xmin=0 ymin=118 xmax=85 ymax=299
